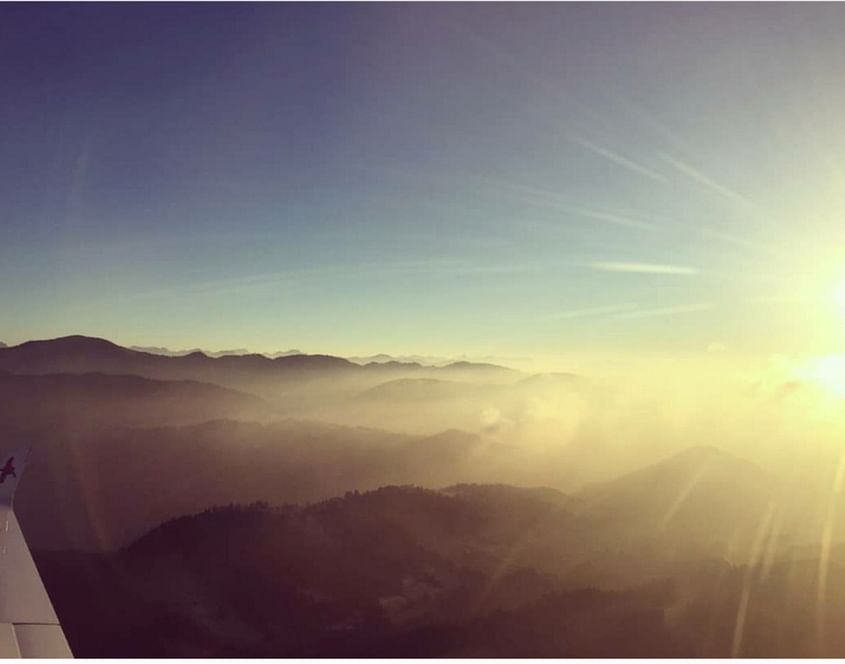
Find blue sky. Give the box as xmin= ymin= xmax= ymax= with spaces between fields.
xmin=3 ymin=3 xmax=845 ymax=361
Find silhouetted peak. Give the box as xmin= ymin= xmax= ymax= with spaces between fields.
xmin=575 ymin=445 xmax=775 ymax=532
xmin=8 ymin=335 xmax=134 ymax=356
xmin=271 ymin=353 xmax=353 ymax=369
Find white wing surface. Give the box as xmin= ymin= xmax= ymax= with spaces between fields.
xmin=0 ymin=447 xmax=72 ymax=658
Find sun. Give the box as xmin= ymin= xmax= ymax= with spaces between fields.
xmin=783 ymin=274 xmax=845 ymax=397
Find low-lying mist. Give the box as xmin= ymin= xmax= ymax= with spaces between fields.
xmin=3 ymin=336 xmax=845 ymax=559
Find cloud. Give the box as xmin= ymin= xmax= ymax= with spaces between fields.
xmin=503 ymin=183 xmax=658 ymax=232
xmin=612 ymin=303 xmax=713 ymax=320
xmin=658 ymin=152 xmax=752 ymax=206
xmin=568 ymin=207 xmax=658 ymax=232
xmin=129 ymin=259 xmax=535 ymax=301
xmin=547 ymin=303 xmax=638 ymax=321
xmin=570 ymin=136 xmax=668 ymax=184
xmin=590 ymin=262 xmax=699 ymax=275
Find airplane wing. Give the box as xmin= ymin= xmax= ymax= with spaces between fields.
xmin=0 ymin=447 xmax=72 ymax=658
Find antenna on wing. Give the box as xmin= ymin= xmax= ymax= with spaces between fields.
xmin=0 ymin=446 xmax=31 ymax=508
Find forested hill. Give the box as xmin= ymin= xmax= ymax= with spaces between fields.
xmin=34 ymin=484 xmax=845 ymax=657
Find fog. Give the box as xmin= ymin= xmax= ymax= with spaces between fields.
xmin=3 ymin=336 xmax=845 ymax=555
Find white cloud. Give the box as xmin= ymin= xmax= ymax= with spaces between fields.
xmin=590 ymin=262 xmax=699 ymax=275
xmin=612 ymin=303 xmax=713 ymax=320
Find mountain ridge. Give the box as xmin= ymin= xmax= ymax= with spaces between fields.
xmin=0 ymin=335 xmax=516 ymax=376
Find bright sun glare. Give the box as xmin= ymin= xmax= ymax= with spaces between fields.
xmin=788 ymin=276 xmax=845 ymax=397
xmin=798 ymin=355 xmax=845 ymax=397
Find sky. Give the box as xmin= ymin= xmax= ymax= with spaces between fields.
xmin=4 ymin=3 xmax=845 ymax=367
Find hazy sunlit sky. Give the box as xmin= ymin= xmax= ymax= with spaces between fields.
xmin=4 ymin=3 xmax=845 ymax=366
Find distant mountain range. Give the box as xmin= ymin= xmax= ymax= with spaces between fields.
xmin=348 ymin=353 xmax=453 ymax=366
xmin=126 ymin=345 xmax=517 ymax=367
xmin=123 ymin=346 xmax=523 ymax=368
xmin=131 ymin=345 xmax=303 ymax=359
xmin=0 ymin=335 xmax=517 ymax=378
xmin=0 ymin=336 xmax=522 ymax=408
xmin=346 ymin=353 xmax=519 ymax=367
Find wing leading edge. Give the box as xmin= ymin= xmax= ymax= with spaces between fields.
xmin=0 ymin=447 xmax=72 ymax=658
